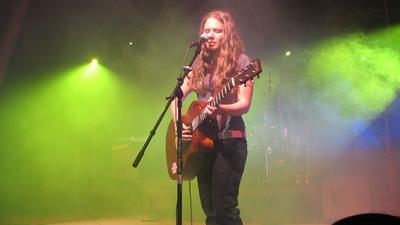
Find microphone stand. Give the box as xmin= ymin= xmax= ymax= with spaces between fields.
xmin=132 ymin=42 xmax=202 ymax=225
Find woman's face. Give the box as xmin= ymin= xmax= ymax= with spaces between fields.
xmin=202 ymin=17 xmax=225 ymax=52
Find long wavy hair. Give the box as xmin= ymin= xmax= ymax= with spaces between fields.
xmin=190 ymin=10 xmax=245 ymax=95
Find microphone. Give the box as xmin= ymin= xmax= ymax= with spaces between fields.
xmin=189 ymin=34 xmax=209 ymax=48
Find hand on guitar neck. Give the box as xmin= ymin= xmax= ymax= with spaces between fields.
xmin=204 ymin=97 xmax=219 ymax=118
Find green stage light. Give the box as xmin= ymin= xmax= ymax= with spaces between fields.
xmin=91 ymin=58 xmax=98 ymax=66
xmin=306 ymin=25 xmax=400 ymax=118
xmin=81 ymin=58 xmax=99 ymax=79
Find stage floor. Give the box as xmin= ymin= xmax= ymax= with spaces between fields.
xmin=47 ymin=217 xmax=200 ymax=225
xmin=45 ymin=216 xmax=328 ymax=225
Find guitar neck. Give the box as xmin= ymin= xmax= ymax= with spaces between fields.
xmin=191 ymin=77 xmax=236 ymax=131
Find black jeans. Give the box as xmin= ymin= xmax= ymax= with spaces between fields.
xmin=197 ymin=138 xmax=247 ymax=225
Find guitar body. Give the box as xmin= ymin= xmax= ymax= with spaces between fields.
xmin=166 ymin=101 xmax=218 ymax=180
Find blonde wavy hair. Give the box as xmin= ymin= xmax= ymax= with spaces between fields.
xmin=190 ymin=10 xmax=245 ymax=95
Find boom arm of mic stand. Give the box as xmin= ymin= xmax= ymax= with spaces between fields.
xmin=131 ymin=44 xmax=201 ymax=168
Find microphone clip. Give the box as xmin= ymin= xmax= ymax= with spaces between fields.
xmin=188 ymin=34 xmax=208 ymax=48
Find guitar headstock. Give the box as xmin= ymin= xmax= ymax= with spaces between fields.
xmin=234 ymin=59 xmax=262 ymax=85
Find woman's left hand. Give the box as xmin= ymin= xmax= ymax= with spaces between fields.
xmin=204 ymin=97 xmax=219 ymax=117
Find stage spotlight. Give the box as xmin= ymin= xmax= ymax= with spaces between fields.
xmin=81 ymin=58 xmax=99 ymax=78
xmin=88 ymin=59 xmax=98 ymax=71
xmin=90 ymin=59 xmax=98 ymax=66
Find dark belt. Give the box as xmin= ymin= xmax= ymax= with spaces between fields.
xmin=217 ymin=130 xmax=246 ymax=140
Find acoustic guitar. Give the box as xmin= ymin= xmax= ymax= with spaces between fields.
xmin=166 ymin=59 xmax=262 ymax=180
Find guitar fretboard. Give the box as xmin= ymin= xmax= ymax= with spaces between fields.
xmin=191 ymin=77 xmax=236 ymax=131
